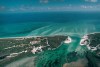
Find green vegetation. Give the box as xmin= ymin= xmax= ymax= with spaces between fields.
xmin=0 ymin=36 xmax=68 ymax=67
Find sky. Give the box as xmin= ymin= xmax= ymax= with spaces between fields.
xmin=0 ymin=0 xmax=100 ymax=13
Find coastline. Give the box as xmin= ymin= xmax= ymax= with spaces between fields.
xmin=0 ymin=34 xmax=67 ymax=39
xmin=0 ymin=36 xmax=40 ymax=39
xmin=0 ymin=32 xmax=99 ymax=39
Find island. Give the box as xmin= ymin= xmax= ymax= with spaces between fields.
xmin=0 ymin=33 xmax=100 ymax=67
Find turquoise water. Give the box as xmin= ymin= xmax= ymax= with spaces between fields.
xmin=35 ymin=35 xmax=100 ymax=67
xmin=1 ymin=12 xmax=100 ymax=67
xmin=0 ymin=12 xmax=100 ymax=38
xmin=5 ymin=36 xmax=88 ymax=67
xmin=32 ymin=36 xmax=88 ymax=67
xmin=0 ymin=20 xmax=100 ymax=38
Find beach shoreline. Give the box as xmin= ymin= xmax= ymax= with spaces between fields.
xmin=0 ymin=34 xmax=68 ymax=39
xmin=0 ymin=32 xmax=99 ymax=39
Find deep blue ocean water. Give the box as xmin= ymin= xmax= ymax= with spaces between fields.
xmin=0 ymin=11 xmax=100 ymax=38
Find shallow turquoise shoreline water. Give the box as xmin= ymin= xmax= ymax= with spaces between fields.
xmin=0 ymin=12 xmax=100 ymax=38
xmin=0 ymin=20 xmax=100 ymax=38
xmin=29 ymin=36 xmax=88 ymax=67
xmin=5 ymin=36 xmax=88 ymax=67
xmin=0 ymin=12 xmax=100 ymax=67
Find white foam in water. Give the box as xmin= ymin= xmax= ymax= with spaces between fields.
xmin=80 ymin=35 xmax=89 ymax=45
xmin=64 ymin=36 xmax=72 ymax=44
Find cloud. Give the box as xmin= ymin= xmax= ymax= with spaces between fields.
xmin=81 ymin=5 xmax=94 ymax=9
xmin=85 ymin=0 xmax=98 ymax=2
xmin=0 ymin=6 xmax=5 ymax=11
xmin=39 ymin=0 xmax=64 ymax=3
xmin=2 ymin=4 xmax=100 ymax=13
xmin=40 ymin=0 xmax=48 ymax=3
